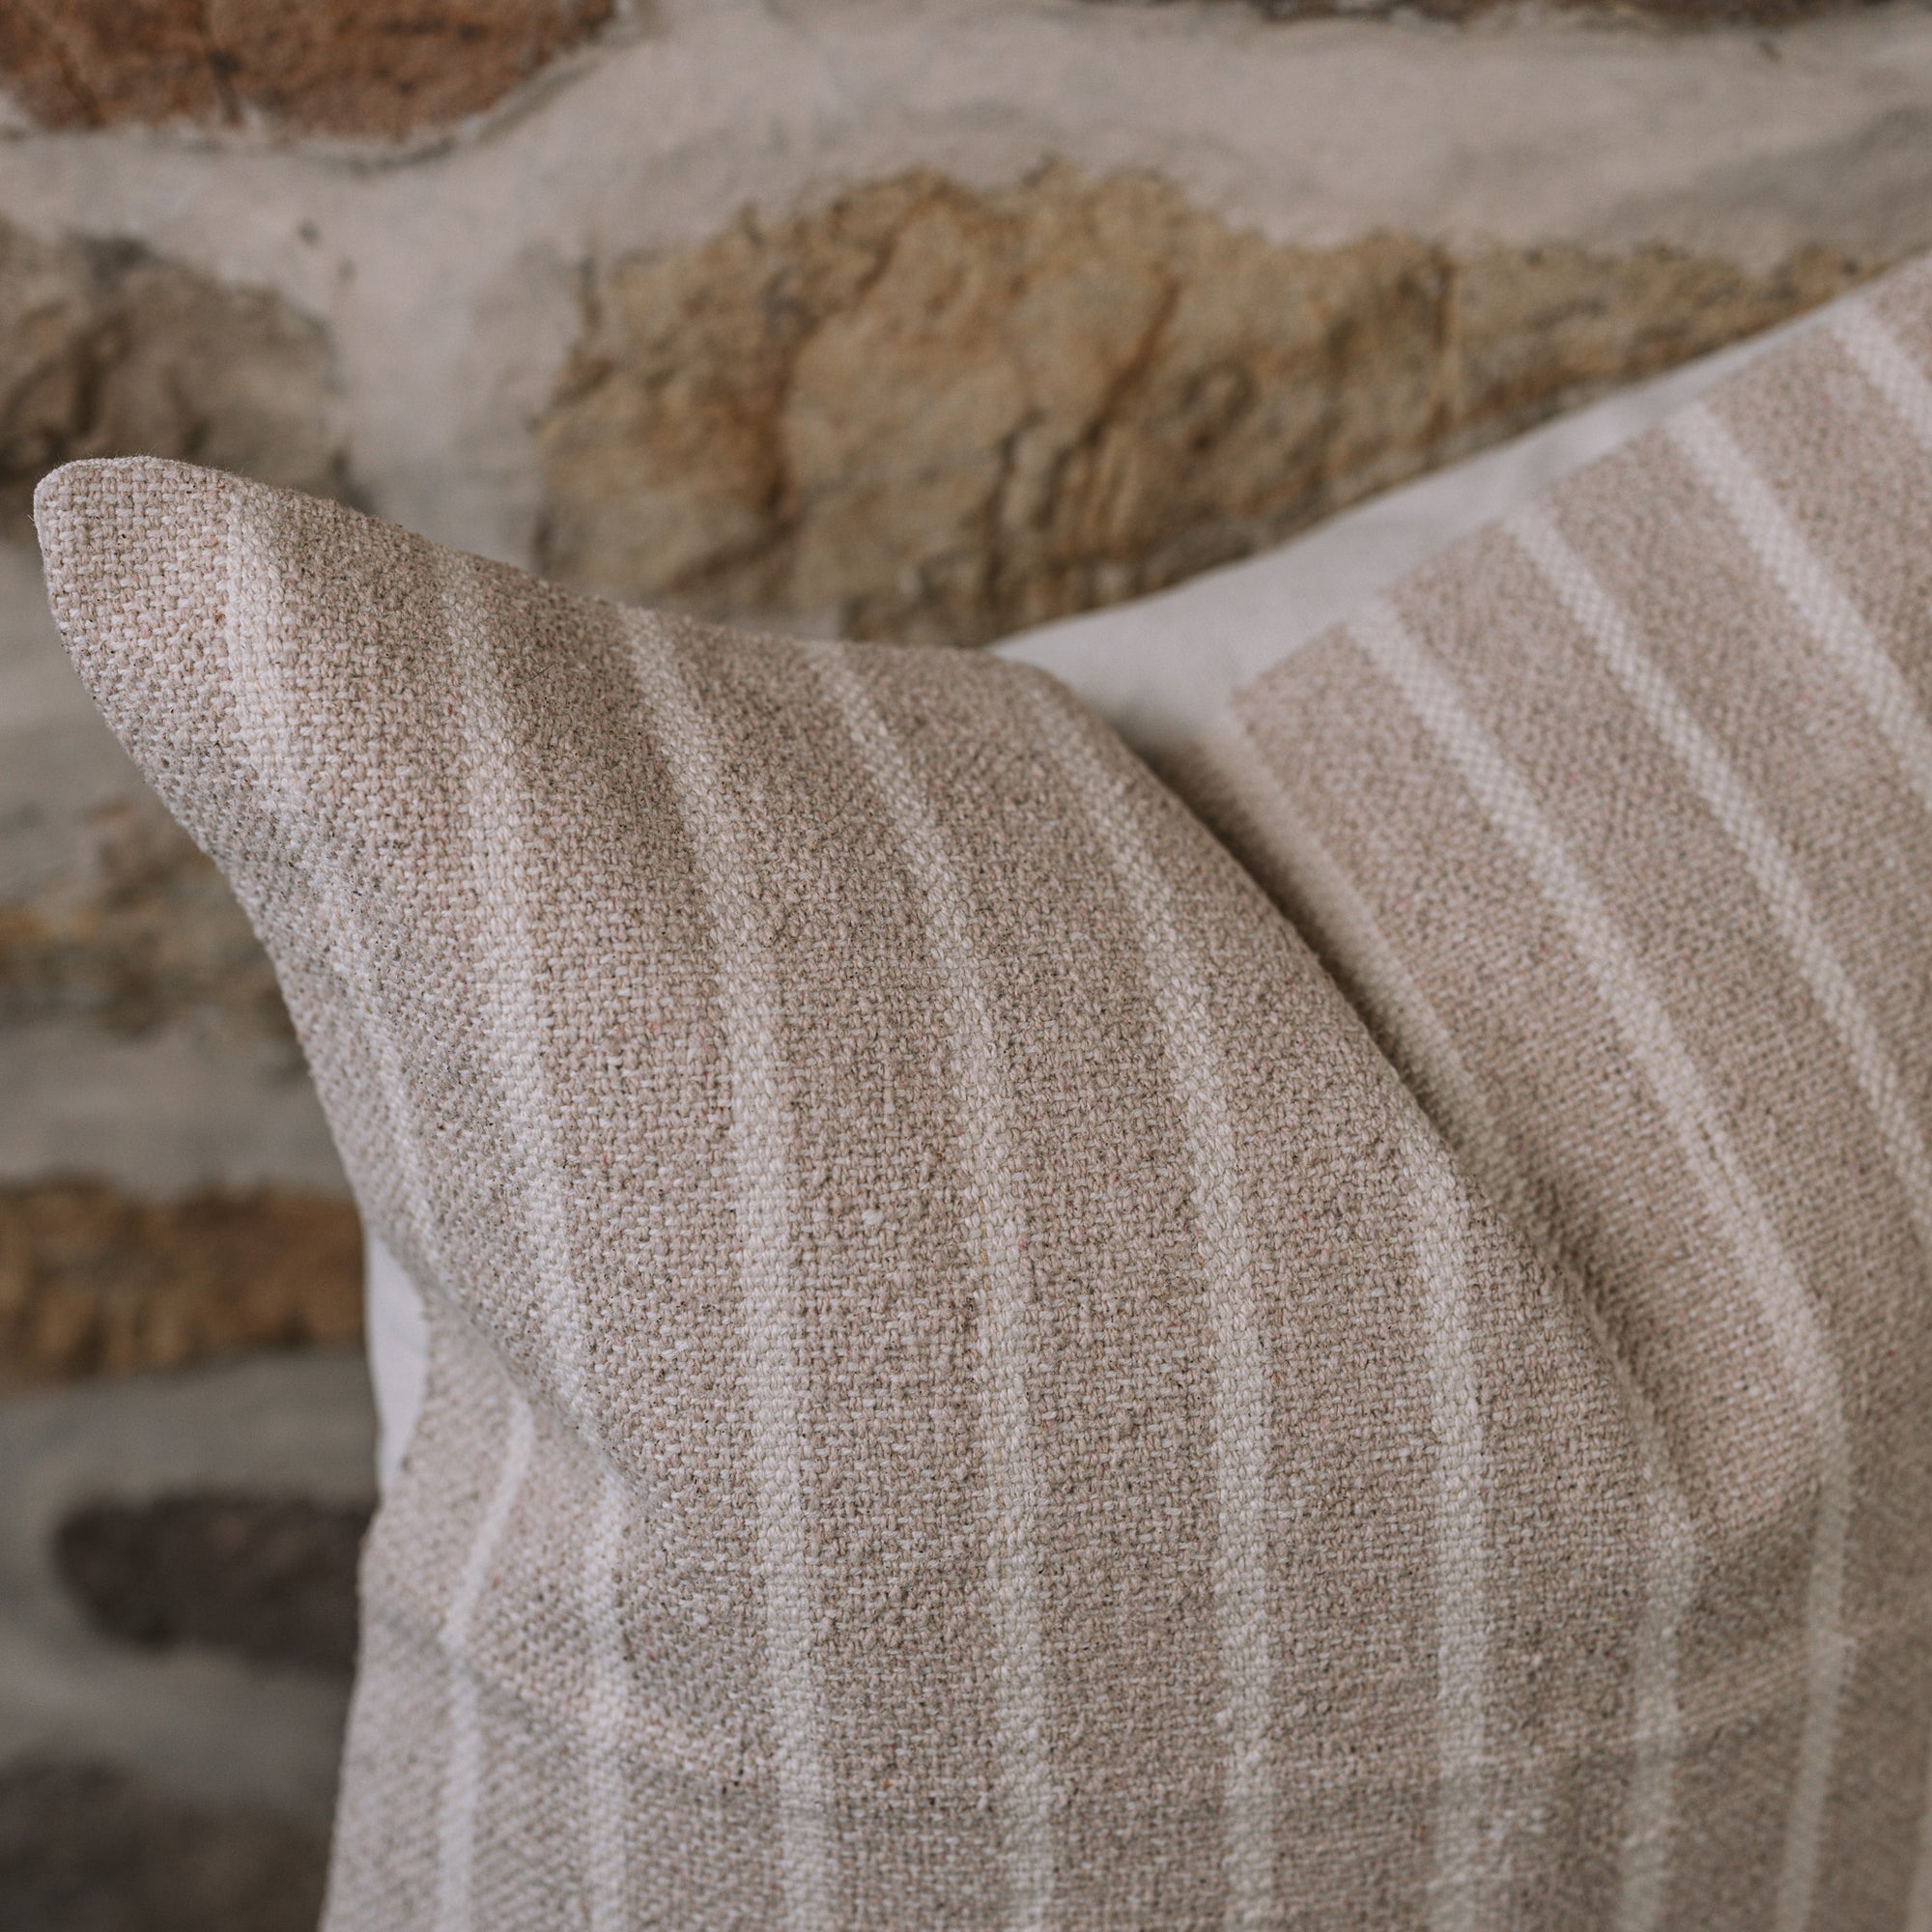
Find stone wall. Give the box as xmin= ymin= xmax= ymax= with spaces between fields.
xmin=5 ymin=0 xmax=1932 ymax=1392
xmin=7 ymin=4 xmax=1932 ymax=1915
xmin=0 ymin=0 xmax=616 ymax=140
xmin=541 ymin=169 xmax=1863 ymax=644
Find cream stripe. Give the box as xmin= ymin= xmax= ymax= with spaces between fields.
xmin=618 ymin=614 xmax=832 ymax=1932
xmin=1512 ymin=504 xmax=1932 ymax=1270
xmin=1025 ymin=686 xmax=1274 ymax=1931
xmin=432 ymin=1392 xmax=536 ymax=1932
xmin=806 ymin=642 xmax=1054 ymax=1930
xmin=1350 ymin=597 xmax=1852 ymax=1932
xmin=218 ymin=500 xmax=536 ymax=1927
xmin=582 ymin=1472 xmax=630 ymax=1932
xmin=1406 ymin=1133 xmax=1487 ymax=1932
xmin=1832 ymin=299 xmax=1932 ymax=455
xmin=1202 ymin=714 xmax=1692 ymax=1932
xmin=1668 ymin=403 xmax=1932 ymax=823
xmin=442 ymin=556 xmax=630 ymax=1932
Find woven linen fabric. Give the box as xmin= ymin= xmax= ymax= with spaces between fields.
xmin=40 ymin=457 xmax=1694 ymax=1932
xmin=1176 ymin=255 xmax=1932 ymax=1929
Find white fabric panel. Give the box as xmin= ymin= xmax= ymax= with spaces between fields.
xmin=364 ymin=1227 xmax=430 ymax=1490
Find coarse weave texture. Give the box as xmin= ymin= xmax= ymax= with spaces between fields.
xmin=1177 ymin=254 xmax=1932 ymax=1929
xmin=30 ymin=301 xmax=1925 ymax=1920
xmin=42 ymin=459 xmax=1645 ymax=1931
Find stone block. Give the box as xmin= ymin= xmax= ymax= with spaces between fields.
xmin=0 ymin=1758 xmax=327 ymax=1932
xmin=0 ymin=798 xmax=293 ymax=1046
xmin=540 ymin=167 xmax=1868 ymax=647
xmin=0 ymin=1181 xmax=363 ymax=1390
xmin=0 ymin=217 xmax=345 ymax=538
xmin=54 ymin=1492 xmax=368 ymax=1674
xmin=0 ymin=0 xmax=615 ymax=140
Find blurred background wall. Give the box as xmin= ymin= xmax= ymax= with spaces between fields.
xmin=3 ymin=0 xmax=1931 ymax=1923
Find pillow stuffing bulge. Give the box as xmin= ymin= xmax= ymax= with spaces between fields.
xmin=39 ymin=456 xmax=1649 ymax=1929
xmin=1176 ymin=256 xmax=1932 ymax=1929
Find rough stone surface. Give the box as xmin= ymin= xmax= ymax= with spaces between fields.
xmin=0 ymin=1181 xmax=362 ymax=1390
xmin=0 ymin=0 xmax=616 ymax=141
xmin=0 ymin=797 xmax=292 ymax=1044
xmin=1142 ymin=0 xmax=1884 ymax=18
xmin=540 ymin=167 xmax=1870 ymax=647
xmin=0 ymin=216 xmax=344 ymax=538
xmin=0 ymin=1758 xmax=327 ymax=1932
xmin=54 ymin=1492 xmax=367 ymax=1673
xmin=0 ymin=1355 xmax=374 ymax=1827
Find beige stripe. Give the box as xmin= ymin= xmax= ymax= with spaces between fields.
xmin=1025 ymin=687 xmax=1275 ymax=1931
xmin=431 ymin=1393 xmax=536 ymax=1932
xmin=443 ymin=556 xmax=631 ymax=1932
xmin=1350 ymin=596 xmax=1852 ymax=1932
xmin=1511 ymin=503 xmax=1932 ymax=1268
xmin=1668 ymin=402 xmax=1932 ymax=823
xmin=1406 ymin=1132 xmax=1487 ymax=1932
xmin=220 ymin=500 xmax=534 ymax=1926
xmin=220 ymin=495 xmax=451 ymax=1304
xmin=1203 ymin=713 xmax=1693 ymax=1932
xmin=619 ymin=615 xmax=833 ymax=1932
xmin=1195 ymin=719 xmax=1512 ymax=1184
xmin=1818 ymin=288 xmax=1932 ymax=1932
xmin=1832 ymin=298 xmax=1932 ymax=455
xmin=1824 ymin=275 xmax=1932 ymax=1932
xmin=805 ymin=642 xmax=1055 ymax=1930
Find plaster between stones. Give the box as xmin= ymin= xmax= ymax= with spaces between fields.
xmin=1 ymin=0 xmax=1930 ymax=564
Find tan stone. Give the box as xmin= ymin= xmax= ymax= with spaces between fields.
xmin=540 ymin=166 xmax=1870 ymax=647
xmin=0 ymin=217 xmax=344 ymax=535
xmin=0 ymin=1179 xmax=362 ymax=1389
xmin=0 ymin=0 xmax=613 ymax=141
xmin=1132 ymin=0 xmax=1856 ymax=17
xmin=0 ymin=798 xmax=292 ymax=1046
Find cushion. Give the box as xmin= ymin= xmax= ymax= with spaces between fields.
xmin=358 ymin=284 xmax=1827 ymax=1492
xmin=1176 ymin=255 xmax=1932 ymax=1927
xmin=47 ymin=458 xmax=1647 ymax=1928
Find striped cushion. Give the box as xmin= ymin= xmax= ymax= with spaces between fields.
xmin=1178 ymin=256 xmax=1932 ymax=1926
xmin=37 ymin=461 xmax=1618 ymax=1928
xmin=30 ymin=227 xmax=1932 ymax=1922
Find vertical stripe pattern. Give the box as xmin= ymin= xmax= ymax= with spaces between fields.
xmin=1833 ymin=299 xmax=1932 ymax=455
xmin=1667 ymin=403 xmax=1932 ymax=820
xmin=1185 ymin=278 xmax=1932 ymax=1918
xmin=1347 ymin=596 xmax=1851 ymax=1932
xmin=1024 ymin=685 xmax=1276 ymax=1930
xmin=1819 ymin=290 xmax=1932 ymax=1932
xmin=1407 ymin=1134 xmax=1487 ymax=1932
xmin=1200 ymin=714 xmax=1695 ymax=1932
xmin=443 ymin=554 xmax=631 ymax=1930
xmin=220 ymin=499 xmax=549 ymax=1927
xmin=431 ymin=1394 xmax=536 ymax=1932
xmin=1508 ymin=503 xmax=1932 ymax=1267
xmin=219 ymin=499 xmax=453 ymax=1326
xmin=618 ymin=612 xmax=833 ymax=1932
xmin=806 ymin=641 xmax=1055 ymax=1930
